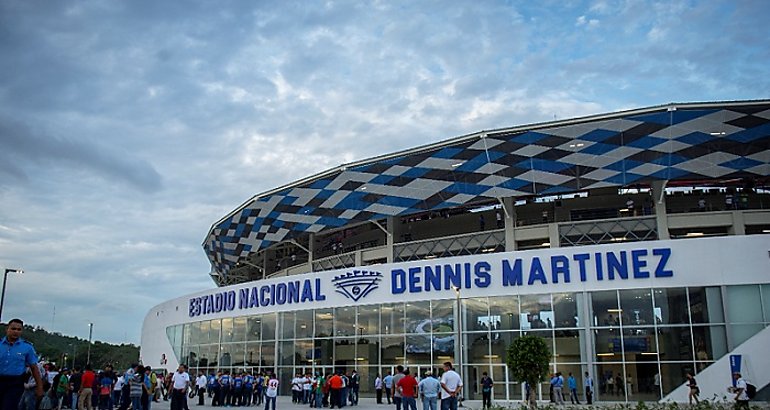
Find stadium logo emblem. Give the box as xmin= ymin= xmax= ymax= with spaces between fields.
xmin=331 ymin=270 xmax=383 ymax=302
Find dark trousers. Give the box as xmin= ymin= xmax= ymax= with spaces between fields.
xmin=231 ymin=388 xmax=241 ymax=406
xmin=570 ymin=388 xmax=580 ymax=404
xmin=171 ymin=390 xmax=186 ymax=410
xmin=0 ymin=376 xmax=24 ymax=410
xmin=585 ymin=387 xmax=592 ymax=405
xmin=243 ymin=388 xmax=252 ymax=406
xmin=330 ymin=389 xmax=341 ymax=409
xmin=376 ymin=389 xmax=382 ymax=404
xmin=384 ymin=388 xmax=391 ymax=404
xmin=198 ymin=388 xmax=205 ymax=405
xmin=221 ymin=386 xmax=230 ymax=406
xmin=482 ymin=391 xmax=491 ymax=409
xmin=394 ymin=396 xmax=402 ymax=410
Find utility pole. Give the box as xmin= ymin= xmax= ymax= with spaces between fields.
xmin=87 ymin=323 xmax=94 ymax=365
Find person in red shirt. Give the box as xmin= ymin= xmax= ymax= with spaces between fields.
xmin=396 ymin=369 xmax=418 ymax=410
xmin=328 ymin=372 xmax=343 ymax=409
xmin=79 ymin=365 xmax=96 ymax=410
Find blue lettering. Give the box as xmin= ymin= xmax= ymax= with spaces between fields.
xmin=239 ymin=288 xmax=249 ymax=309
xmin=270 ymin=284 xmax=276 ymax=306
xmin=314 ymin=278 xmax=326 ymax=301
xmin=502 ymin=259 xmax=523 ymax=286
xmin=464 ymin=263 xmax=472 ymax=289
xmin=250 ymin=287 xmax=259 ymax=308
xmin=528 ymin=257 xmax=548 ymax=285
xmin=653 ymin=248 xmax=673 ymax=277
xmin=189 ymin=298 xmax=197 ymax=317
xmin=287 ymin=281 xmax=300 ymax=304
xmin=408 ymin=267 xmax=422 ymax=293
xmin=260 ymin=286 xmax=270 ymax=306
xmin=444 ymin=264 xmax=462 ymax=290
xmin=631 ymin=250 xmax=650 ymax=278
xmin=595 ymin=252 xmax=604 ymax=280
xmin=425 ymin=265 xmax=441 ymax=291
xmin=301 ymin=280 xmax=314 ymax=302
xmin=214 ymin=293 xmax=223 ymax=312
xmin=607 ymin=251 xmax=628 ymax=280
xmin=391 ymin=269 xmax=406 ymax=294
xmin=276 ymin=283 xmax=287 ymax=305
xmin=474 ymin=262 xmax=491 ymax=287
xmin=551 ymin=255 xmax=571 ymax=283
xmin=226 ymin=291 xmax=236 ymax=310
xmin=205 ymin=295 xmax=213 ymax=314
xmin=573 ymin=253 xmax=590 ymax=282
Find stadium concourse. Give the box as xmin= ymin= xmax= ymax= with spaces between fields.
xmin=143 ymin=100 xmax=770 ymax=404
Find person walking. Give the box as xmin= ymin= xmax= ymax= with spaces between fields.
xmin=583 ymin=372 xmax=593 ymax=405
xmin=395 ymin=370 xmax=417 ymax=410
xmin=196 ymin=372 xmax=207 ymax=405
xmin=439 ymin=363 xmax=462 ymax=410
xmin=383 ymin=372 xmax=393 ymax=405
xmin=479 ymin=372 xmax=493 ymax=410
xmin=374 ymin=374 xmax=383 ymax=404
xmin=392 ymin=366 xmax=405 ymax=410
xmin=686 ymin=373 xmax=699 ymax=405
xmin=263 ymin=375 xmax=278 ymax=410
xmin=417 ymin=371 xmax=439 ymax=410
xmin=169 ymin=365 xmax=190 ymax=410
xmin=129 ymin=368 xmax=147 ymax=410
xmin=78 ymin=365 xmax=96 ymax=410
xmin=567 ymin=373 xmax=579 ymax=404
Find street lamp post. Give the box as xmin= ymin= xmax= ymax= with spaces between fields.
xmin=0 ymin=268 xmax=23 ymax=323
xmin=87 ymin=323 xmax=94 ymax=365
xmin=453 ymin=285 xmax=464 ymax=407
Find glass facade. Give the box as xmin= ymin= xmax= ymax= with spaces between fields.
xmin=167 ymin=284 xmax=770 ymax=401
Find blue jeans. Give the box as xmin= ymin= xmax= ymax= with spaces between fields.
xmin=18 ymin=389 xmax=37 ymax=410
xmin=402 ymin=397 xmax=416 ymax=410
xmin=422 ymin=397 xmax=437 ymax=410
xmin=394 ymin=396 xmax=402 ymax=410
xmin=440 ymin=396 xmax=457 ymax=410
xmin=71 ymin=393 xmax=79 ymax=410
xmin=314 ymin=391 xmax=322 ymax=408
xmin=131 ymin=397 xmax=143 ymax=410
xmin=263 ymin=396 xmax=276 ymax=410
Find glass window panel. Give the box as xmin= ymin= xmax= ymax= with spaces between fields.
xmin=381 ymin=303 xmax=405 ymax=334
xmin=405 ymin=301 xmax=431 ymax=334
xmin=186 ymin=345 xmax=198 ymax=367
xmin=356 ymin=337 xmax=379 ymax=365
xmin=405 ymin=334 xmax=432 ymax=364
xmin=462 ymin=298 xmax=490 ymax=331
xmin=620 ymin=327 xmax=657 ymax=362
xmin=657 ymin=326 xmax=693 ymax=361
xmin=763 ymin=284 xmax=770 ymax=323
xmin=381 ymin=336 xmax=404 ymax=365
xmin=653 ymin=288 xmax=690 ymax=325
xmin=232 ymin=342 xmax=246 ymax=366
xmin=594 ymin=328 xmax=622 ymax=361
xmin=357 ymin=304 xmax=379 ymax=336
xmin=247 ymin=316 xmax=261 ymax=341
xmin=490 ymin=331 xmax=518 ymax=360
xmin=335 ymin=307 xmax=356 ymax=337
xmin=209 ymin=320 xmax=221 ymax=345
xmin=221 ymin=318 xmax=234 ymax=343
xmin=295 ymin=339 xmax=314 ymax=367
xmin=431 ymin=300 xmax=455 ymax=332
xmin=245 ymin=342 xmax=260 ymax=366
xmin=335 ymin=337 xmax=357 ymax=367
xmin=466 ymin=332 xmax=490 ymax=364
xmin=553 ymin=293 xmax=580 ymax=328
xmin=183 ymin=324 xmax=192 ymax=346
xmin=692 ymin=325 xmax=727 ymax=362
xmin=623 ymin=362 xmax=659 ymax=401
xmin=554 ymin=330 xmax=583 ymax=363
xmin=619 ymin=289 xmax=654 ymax=326
xmin=726 ymin=285 xmax=763 ymax=323
xmin=595 ymin=363 xmax=624 ymax=398
xmin=315 ymin=309 xmax=333 ymax=337
xmin=206 ymin=345 xmax=219 ymax=368
xmin=259 ymin=341 xmax=275 ymax=367
xmin=190 ymin=322 xmax=202 ymax=345
xmin=233 ymin=317 xmax=247 ymax=342
xmin=198 ymin=345 xmax=213 ymax=368
xmin=521 ymin=294 xmax=552 ymax=330
xmin=556 ymin=365 xmax=585 ymax=401
xmin=522 ymin=330 xmax=553 ymax=359
xmin=432 ymin=333 xmax=455 ymax=364
xmin=489 ymin=296 xmax=520 ymax=330
xmin=660 ymin=362 xmax=695 ymax=396
xmin=280 ymin=312 xmax=295 ymax=339
xmin=314 ymin=338 xmax=333 ymax=366
xmin=491 ymin=365 xmax=508 ymax=400
xmin=296 ymin=310 xmax=313 ymax=339
xmin=219 ymin=344 xmax=233 ymax=367
xmin=279 ymin=340 xmax=294 ymax=366
xmin=689 ymin=287 xmax=725 ymax=324
xmin=591 ymin=290 xmax=619 ymax=327
xmin=261 ymin=313 xmax=276 ymax=340
xmin=199 ymin=320 xmax=211 ymax=344
xmin=730 ymin=324 xmax=764 ymax=346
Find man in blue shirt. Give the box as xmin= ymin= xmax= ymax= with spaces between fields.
xmin=1 ymin=319 xmax=43 ymax=410
xmin=567 ymin=372 xmax=579 ymax=404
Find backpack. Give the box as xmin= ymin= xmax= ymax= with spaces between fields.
xmin=746 ymin=383 xmax=757 ymax=400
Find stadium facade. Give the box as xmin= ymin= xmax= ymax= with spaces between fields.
xmin=142 ymin=100 xmax=770 ymax=402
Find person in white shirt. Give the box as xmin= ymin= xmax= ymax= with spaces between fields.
xmin=196 ymin=372 xmax=208 ymax=405
xmin=733 ymin=373 xmax=749 ymax=409
xmin=264 ymin=374 xmax=279 ymax=410
xmin=439 ymin=362 xmax=462 ymax=410
xmin=170 ymin=365 xmax=190 ymax=410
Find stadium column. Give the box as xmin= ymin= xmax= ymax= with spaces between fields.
xmin=502 ymin=197 xmax=518 ymax=252
xmin=548 ymin=222 xmax=560 ymax=248
xmin=651 ymin=180 xmax=670 ymax=240
xmin=729 ymin=211 xmax=746 ymax=235
xmin=386 ymin=216 xmax=395 ymax=263
xmin=308 ymin=233 xmax=315 ymax=264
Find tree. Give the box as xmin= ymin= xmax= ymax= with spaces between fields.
xmin=506 ymin=334 xmax=551 ymax=409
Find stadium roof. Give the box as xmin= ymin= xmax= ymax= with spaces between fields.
xmin=204 ymin=100 xmax=770 ymax=278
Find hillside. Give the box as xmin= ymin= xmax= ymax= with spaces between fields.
xmin=1 ymin=323 xmax=139 ymax=371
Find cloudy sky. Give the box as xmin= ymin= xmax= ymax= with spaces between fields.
xmin=1 ymin=0 xmax=768 ymax=345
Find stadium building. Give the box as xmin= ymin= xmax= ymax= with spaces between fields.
xmin=142 ymin=100 xmax=770 ymax=402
